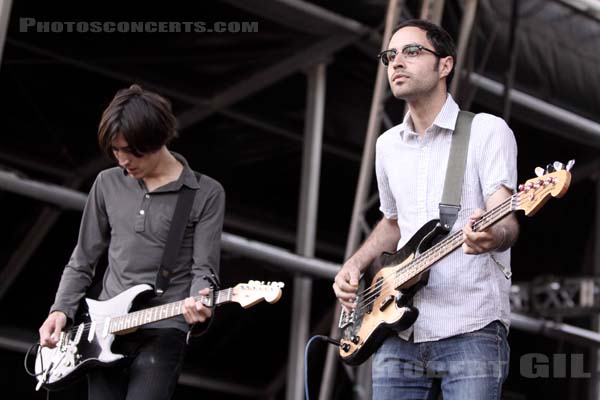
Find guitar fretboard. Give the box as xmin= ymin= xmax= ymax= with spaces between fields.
xmin=392 ymin=194 xmax=518 ymax=289
xmin=108 ymin=288 xmax=233 ymax=333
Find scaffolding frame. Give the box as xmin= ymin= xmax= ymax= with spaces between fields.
xmin=1 ymin=1 xmax=600 ymax=399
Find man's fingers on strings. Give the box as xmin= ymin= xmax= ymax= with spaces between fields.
xmin=336 ymin=276 xmax=359 ymax=292
xmin=341 ymin=299 xmax=356 ymax=310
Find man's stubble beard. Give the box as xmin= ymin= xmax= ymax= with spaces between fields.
xmin=391 ymin=62 xmax=442 ymax=101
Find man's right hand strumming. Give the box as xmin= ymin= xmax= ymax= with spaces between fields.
xmin=333 ymin=261 xmax=362 ymax=311
xmin=333 ymin=218 xmax=401 ymax=311
xmin=39 ymin=311 xmax=67 ymax=348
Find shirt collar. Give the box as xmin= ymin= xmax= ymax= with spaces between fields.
xmin=432 ymin=94 xmax=460 ymax=131
xmin=172 ymin=151 xmax=201 ymax=190
xmin=398 ymin=94 xmax=460 ymax=139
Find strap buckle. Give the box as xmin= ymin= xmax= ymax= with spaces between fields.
xmin=439 ymin=203 xmax=461 ymax=232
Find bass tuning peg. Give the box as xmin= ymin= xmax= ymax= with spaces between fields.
xmin=534 ymin=167 xmax=544 ymax=177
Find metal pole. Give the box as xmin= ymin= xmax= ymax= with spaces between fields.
xmin=286 ymin=63 xmax=326 ymax=400
xmin=419 ymin=0 xmax=445 ymax=24
xmin=0 ymin=169 xmax=88 ymax=210
xmin=344 ymin=0 xmax=401 ymax=258
xmin=510 ymin=313 xmax=600 ymax=348
xmin=468 ymin=72 xmax=600 ymax=146
xmin=320 ymin=2 xmax=403 ymax=399
xmin=0 ymin=0 xmax=12 ymax=70
xmin=502 ymin=0 xmax=520 ymax=121
xmin=0 ymin=155 xmax=109 ymax=299
xmin=0 ymin=169 xmax=340 ymax=279
xmin=6 ymin=39 xmax=358 ymax=163
xmin=350 ymin=0 xmax=443 ymax=396
xmin=449 ymin=0 xmax=479 ymax=99
xmin=588 ymin=178 xmax=600 ymax=400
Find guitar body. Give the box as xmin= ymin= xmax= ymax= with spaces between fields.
xmin=35 ymin=284 xmax=153 ymax=390
xmin=339 ymin=220 xmax=448 ymax=365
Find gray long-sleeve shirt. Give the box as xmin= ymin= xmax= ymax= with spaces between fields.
xmin=50 ymin=152 xmax=225 ymax=332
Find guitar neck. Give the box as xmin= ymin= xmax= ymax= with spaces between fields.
xmin=393 ymin=194 xmax=516 ymax=289
xmin=108 ymin=288 xmax=233 ymax=334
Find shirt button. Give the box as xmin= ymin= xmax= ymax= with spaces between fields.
xmin=139 ymin=210 xmax=145 ymax=215
xmin=145 ymin=194 xmax=150 ymax=199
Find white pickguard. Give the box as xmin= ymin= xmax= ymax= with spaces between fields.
xmin=35 ymin=284 xmax=153 ymax=389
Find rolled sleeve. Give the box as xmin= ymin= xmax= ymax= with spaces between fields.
xmin=475 ymin=114 xmax=518 ymax=201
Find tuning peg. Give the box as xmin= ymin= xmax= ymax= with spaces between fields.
xmin=534 ymin=167 xmax=544 ymax=177
xmin=553 ymin=161 xmax=565 ymax=171
xmin=566 ymin=159 xmax=576 ymax=171
xmin=545 ymin=163 xmax=555 ymax=173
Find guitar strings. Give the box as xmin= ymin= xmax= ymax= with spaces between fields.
xmin=397 ymin=194 xmax=515 ymax=285
xmin=60 ymin=290 xmax=230 ymax=338
xmin=353 ymin=191 xmax=522 ymax=312
xmin=390 ymin=195 xmax=515 ymax=285
xmin=63 ymin=299 xmax=190 ymax=336
xmin=353 ymin=195 xmax=514 ymax=313
xmin=351 ymin=193 xmax=520 ymax=313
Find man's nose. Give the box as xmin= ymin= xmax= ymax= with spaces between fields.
xmin=116 ymin=151 xmax=129 ymax=166
xmin=391 ymin=54 xmax=405 ymax=69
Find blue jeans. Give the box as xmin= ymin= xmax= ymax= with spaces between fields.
xmin=372 ymin=321 xmax=509 ymax=400
xmin=87 ymin=328 xmax=187 ymax=400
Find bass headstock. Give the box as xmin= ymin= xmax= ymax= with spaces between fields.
xmin=515 ymin=160 xmax=574 ymax=216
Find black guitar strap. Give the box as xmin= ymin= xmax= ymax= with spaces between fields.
xmin=439 ymin=110 xmax=474 ymax=232
xmin=154 ymin=175 xmax=201 ymax=296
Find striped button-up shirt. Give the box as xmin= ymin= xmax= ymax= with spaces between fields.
xmin=375 ymin=94 xmax=517 ymax=342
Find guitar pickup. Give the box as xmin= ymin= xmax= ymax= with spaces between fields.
xmin=379 ymin=295 xmax=394 ymax=311
xmin=73 ymin=323 xmax=85 ymax=345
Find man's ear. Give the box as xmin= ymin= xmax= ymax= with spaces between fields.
xmin=439 ymin=56 xmax=454 ymax=79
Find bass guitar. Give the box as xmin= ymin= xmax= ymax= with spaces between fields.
xmin=35 ymin=280 xmax=284 ymax=390
xmin=338 ymin=161 xmax=573 ymax=365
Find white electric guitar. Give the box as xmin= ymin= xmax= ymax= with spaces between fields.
xmin=35 ymin=280 xmax=284 ymax=390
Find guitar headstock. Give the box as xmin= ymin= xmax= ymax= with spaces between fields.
xmin=230 ymin=280 xmax=285 ymax=308
xmin=515 ymin=160 xmax=574 ymax=216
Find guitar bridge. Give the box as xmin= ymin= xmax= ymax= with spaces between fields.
xmin=338 ymin=309 xmax=355 ymax=329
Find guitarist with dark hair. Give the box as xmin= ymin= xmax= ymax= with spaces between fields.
xmin=333 ymin=19 xmax=519 ymax=400
xmin=38 ymin=84 xmax=225 ymax=400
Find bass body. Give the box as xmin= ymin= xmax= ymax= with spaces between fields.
xmin=338 ymin=220 xmax=446 ymax=366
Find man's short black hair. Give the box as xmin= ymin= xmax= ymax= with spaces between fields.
xmin=393 ymin=19 xmax=457 ymax=86
xmin=98 ymin=84 xmax=178 ymax=158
